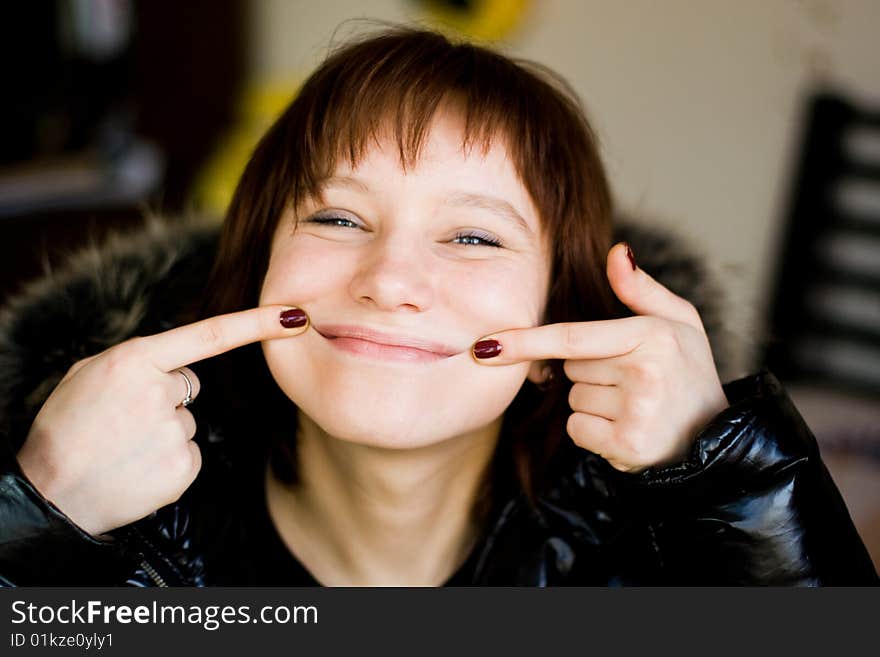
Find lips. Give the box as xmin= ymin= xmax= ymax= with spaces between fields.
xmin=314 ymin=323 xmax=462 ymax=362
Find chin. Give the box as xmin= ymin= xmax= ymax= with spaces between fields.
xmin=301 ymin=404 xmax=451 ymax=450
xmin=262 ymin=340 xmax=530 ymax=449
xmin=290 ymin=373 xmax=496 ymax=450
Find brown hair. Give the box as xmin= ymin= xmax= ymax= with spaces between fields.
xmin=201 ymin=23 xmax=624 ymax=522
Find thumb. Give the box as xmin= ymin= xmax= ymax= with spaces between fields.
xmin=607 ymin=242 xmax=703 ymax=330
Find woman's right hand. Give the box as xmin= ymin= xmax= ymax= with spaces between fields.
xmin=15 ymin=305 xmax=309 ymax=537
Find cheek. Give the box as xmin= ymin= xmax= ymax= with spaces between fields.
xmin=442 ymin=259 xmax=547 ymax=330
xmin=259 ymin=238 xmax=353 ymax=305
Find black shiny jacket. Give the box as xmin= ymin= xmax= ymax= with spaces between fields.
xmin=0 ymin=219 xmax=876 ymax=586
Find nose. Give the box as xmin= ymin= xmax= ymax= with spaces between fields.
xmin=348 ymin=237 xmax=434 ymax=312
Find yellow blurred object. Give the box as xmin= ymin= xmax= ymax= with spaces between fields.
xmin=193 ymin=2 xmax=535 ymax=216
xmin=417 ymin=0 xmax=532 ymax=43
xmin=192 ymin=81 xmax=300 ymax=217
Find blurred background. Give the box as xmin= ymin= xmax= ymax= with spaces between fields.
xmin=1 ymin=0 xmax=878 ymax=570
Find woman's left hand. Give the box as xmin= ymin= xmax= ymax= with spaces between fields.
xmin=471 ymin=242 xmax=729 ymax=473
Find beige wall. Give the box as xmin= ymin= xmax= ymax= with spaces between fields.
xmin=247 ymin=0 xmax=880 ymax=379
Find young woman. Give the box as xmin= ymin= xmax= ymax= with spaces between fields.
xmin=1 ymin=26 xmax=876 ymax=586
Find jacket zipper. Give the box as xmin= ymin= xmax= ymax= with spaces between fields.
xmin=139 ymin=559 xmax=169 ymax=587
xmin=122 ymin=526 xmax=173 ymax=587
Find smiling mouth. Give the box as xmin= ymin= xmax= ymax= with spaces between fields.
xmin=314 ymin=324 xmax=462 ymax=363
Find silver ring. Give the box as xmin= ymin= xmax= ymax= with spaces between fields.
xmin=176 ymin=369 xmax=194 ymax=407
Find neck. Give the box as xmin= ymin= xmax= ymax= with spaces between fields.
xmin=265 ymin=412 xmax=502 ymax=586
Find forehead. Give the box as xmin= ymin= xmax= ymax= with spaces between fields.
xmin=323 ymin=110 xmax=541 ymax=225
xmin=339 ymin=110 xmax=511 ymax=173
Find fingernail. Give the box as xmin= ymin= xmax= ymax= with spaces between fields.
xmin=473 ymin=339 xmax=502 ymax=359
xmin=279 ymin=307 xmax=308 ymax=329
xmin=625 ymin=242 xmax=637 ymax=271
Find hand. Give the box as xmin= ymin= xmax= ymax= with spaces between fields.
xmin=16 ymin=305 xmax=309 ymax=536
xmin=471 ymin=242 xmax=729 ymax=473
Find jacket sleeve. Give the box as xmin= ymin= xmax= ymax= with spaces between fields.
xmin=619 ymin=368 xmax=878 ymax=585
xmin=0 ymin=435 xmax=141 ymax=586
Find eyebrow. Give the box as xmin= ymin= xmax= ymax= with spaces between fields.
xmin=320 ymin=175 xmax=534 ymax=237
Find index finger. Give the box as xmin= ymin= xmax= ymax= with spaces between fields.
xmin=471 ymin=316 xmax=648 ymax=365
xmin=142 ymin=305 xmax=309 ymax=372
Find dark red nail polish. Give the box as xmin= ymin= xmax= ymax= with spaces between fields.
xmin=625 ymin=243 xmax=637 ymax=271
xmin=473 ymin=339 xmax=502 ymax=359
xmin=279 ymin=308 xmax=308 ymax=328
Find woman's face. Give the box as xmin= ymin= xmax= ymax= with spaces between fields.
xmin=259 ymin=110 xmax=552 ymax=448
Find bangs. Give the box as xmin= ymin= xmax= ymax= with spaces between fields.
xmin=283 ymin=27 xmax=593 ymax=225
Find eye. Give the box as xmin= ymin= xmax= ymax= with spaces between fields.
xmin=304 ymin=212 xmax=502 ymax=248
xmin=305 ymin=214 xmax=360 ymax=229
xmin=452 ymin=231 xmax=504 ymax=248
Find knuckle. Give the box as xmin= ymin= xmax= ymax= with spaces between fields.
xmin=188 ymin=443 xmax=202 ymax=474
xmin=173 ymin=418 xmax=189 ymax=441
xmin=567 ymin=385 xmax=580 ymax=410
xmin=196 ymin=322 xmax=226 ymax=351
xmin=145 ymin=382 xmax=170 ymax=408
xmin=102 ymin=345 xmax=131 ymax=373
xmin=565 ymin=412 xmax=578 ymax=438
xmin=103 ymin=341 xmax=147 ymax=377
xmin=613 ymin=419 xmax=633 ymax=446
xmin=166 ymin=449 xmax=193 ymax=481
xmin=114 ymin=337 xmax=147 ymax=361
xmin=681 ymin=300 xmax=702 ymax=325
xmin=632 ymin=359 xmax=664 ymax=388
xmin=562 ymin=324 xmax=582 ymax=352
xmin=566 ymin=413 xmax=587 ymax=447
xmin=627 ymin=394 xmax=655 ymax=423
xmin=158 ymin=419 xmax=185 ymax=444
xmin=180 ymin=410 xmax=197 ymax=439
xmin=652 ymin=323 xmax=679 ymax=351
xmin=618 ymin=425 xmax=650 ymax=466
